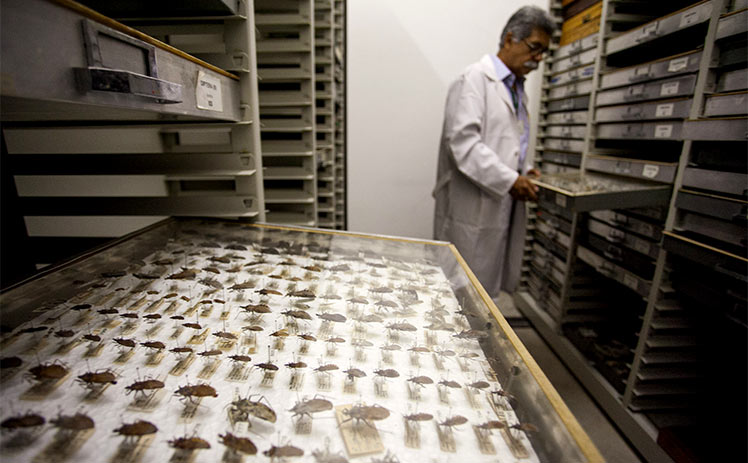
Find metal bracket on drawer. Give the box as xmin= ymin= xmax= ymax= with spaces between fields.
xmin=76 ymin=19 xmax=182 ymax=104
xmin=75 ymin=67 xmax=182 ymax=103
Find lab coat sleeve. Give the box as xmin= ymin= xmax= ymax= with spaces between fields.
xmin=444 ymin=74 xmax=519 ymax=198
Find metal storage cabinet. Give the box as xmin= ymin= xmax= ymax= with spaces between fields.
xmin=518 ymin=1 xmax=748 ymax=462
xmin=0 ymin=0 xmax=266 ymax=277
xmin=0 ymin=217 xmax=604 ymax=463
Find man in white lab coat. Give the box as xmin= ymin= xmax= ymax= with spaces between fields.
xmin=433 ymin=6 xmax=555 ymax=298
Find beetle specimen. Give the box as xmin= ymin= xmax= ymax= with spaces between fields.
xmin=230 ymin=281 xmax=254 ymax=290
xmin=0 ymin=356 xmax=23 ymax=369
xmin=343 ymin=367 xmax=366 ymax=381
xmin=228 ymin=355 xmax=252 ymax=363
xmin=113 ymin=420 xmax=157 ymax=439
xmin=174 ymin=383 xmax=218 ymax=403
xmin=380 ymin=344 xmax=401 ymax=351
xmin=285 ymin=361 xmax=307 ymax=369
xmin=287 ymin=289 xmax=316 ymax=298
xmin=290 ymin=397 xmax=333 ymax=420
xmin=28 ymin=362 xmax=68 ymax=382
xmin=125 ymin=378 xmax=165 ymax=396
xmin=317 ymin=313 xmax=346 ymax=323
xmin=304 ymin=265 xmax=323 ymax=272
xmin=133 ymin=272 xmax=160 ymax=280
xmin=403 ymin=412 xmax=433 ymax=422
xmin=213 ymin=331 xmax=238 ymax=340
xmin=264 ymin=444 xmax=304 ymax=459
xmin=408 ymin=346 xmax=430 ymax=354
xmin=374 ymin=368 xmax=400 ymax=378
xmin=167 ymin=268 xmax=199 ymax=280
xmin=141 ymin=341 xmax=166 ymax=350
xmin=282 ymin=310 xmax=312 ymax=320
xmin=169 ymin=435 xmax=210 ymax=450
xmin=340 ymin=404 xmax=390 ymax=428
xmin=453 ymin=329 xmax=488 ymax=340
xmin=1 ymin=412 xmax=45 ymax=430
xmin=170 ymin=315 xmax=185 ymax=320
xmin=203 ymin=266 xmax=220 ymax=274
xmin=77 ymin=369 xmax=117 ymax=389
xmin=197 ymin=349 xmax=222 ymax=357
xmin=143 ymin=314 xmax=162 ymax=320
xmin=439 ymin=415 xmax=468 ymax=429
xmin=329 ymin=264 xmax=350 ymax=272
xmin=257 ymin=288 xmax=283 ymax=296
xmin=468 ymin=380 xmax=491 ymax=390
xmin=120 ymin=313 xmax=139 ymax=320
xmin=369 ymin=287 xmax=393 ymax=294
xmin=313 ymin=364 xmax=338 ymax=374
xmin=54 ymin=329 xmax=75 ymax=338
xmin=170 ymin=347 xmax=194 ymax=355
xmin=50 ymin=412 xmax=94 ymax=431
xmin=511 ymin=423 xmax=539 ymax=433
xmin=386 ymin=322 xmax=417 ymax=332
xmin=347 ymin=297 xmax=369 ymax=305
xmin=219 ymin=432 xmax=257 ymax=455
xmin=438 ymin=379 xmax=461 ymax=389
xmin=98 ymin=308 xmax=119 ymax=315
xmin=228 ymin=394 xmax=277 ymax=425
xmin=183 ymin=322 xmax=203 ymax=330
xmin=475 ymin=421 xmax=505 ymax=432
xmin=408 ymin=376 xmax=434 ymax=387
xmin=375 ymin=300 xmax=399 ymax=311
xmin=242 ymin=304 xmax=271 ymax=314
xmin=254 ymin=362 xmax=279 ymax=372
xmin=298 ymin=333 xmax=317 ymax=342
xmin=81 ymin=334 xmax=101 ymax=343
xmin=70 ymin=304 xmax=92 ymax=312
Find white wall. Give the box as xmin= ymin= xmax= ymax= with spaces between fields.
xmin=348 ymin=0 xmax=548 ymax=239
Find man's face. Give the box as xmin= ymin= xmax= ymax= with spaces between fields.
xmin=502 ymin=27 xmax=550 ymax=77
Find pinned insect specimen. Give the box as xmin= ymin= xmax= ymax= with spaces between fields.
xmin=375 ymin=300 xmax=399 ymax=312
xmin=369 ymin=287 xmax=394 ymax=294
xmin=257 ymin=288 xmax=282 ymax=296
xmin=402 ymin=411 xmax=433 ymax=448
xmin=340 ymin=404 xmax=390 ymax=429
xmin=171 ymin=346 xmax=194 ymax=355
xmin=264 ymin=444 xmax=304 ymax=459
xmin=290 ymin=396 xmax=333 ymax=434
xmin=168 ymin=268 xmax=200 ymax=280
xmin=1 ymin=412 xmax=45 ymax=430
xmin=174 ymin=382 xmax=218 ymax=403
xmin=1 ymin=356 xmax=23 ymax=369
xmin=50 ymin=412 xmax=94 ymax=432
xmin=453 ymin=329 xmax=488 ymax=341
xmin=76 ymin=369 xmax=117 ymax=394
xmin=228 ymin=393 xmax=277 ymax=427
xmin=125 ymin=377 xmax=165 ymax=398
xmin=169 ymin=434 xmax=211 ymax=450
xmin=287 ymin=289 xmax=315 ymax=299
xmin=113 ymin=420 xmax=157 ymax=441
xmin=230 ymin=281 xmax=254 ymax=290
xmin=282 ymin=309 xmax=312 ymax=321
xmin=97 ymin=308 xmax=119 ymax=316
xmin=219 ymin=432 xmax=257 ymax=455
xmin=27 ymin=362 xmax=68 ymax=383
xmin=434 ymin=415 xmax=468 ymax=452
xmin=311 ymin=446 xmax=349 ymax=463
xmin=229 ymin=354 xmax=252 ymax=363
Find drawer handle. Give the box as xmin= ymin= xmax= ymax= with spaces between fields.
xmin=75 ymin=67 xmax=182 ymax=104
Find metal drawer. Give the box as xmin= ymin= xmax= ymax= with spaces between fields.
xmin=535 ymin=229 xmax=569 ymax=259
xmin=538 ymin=198 xmax=575 ymax=222
xmin=544 ymin=125 xmax=587 ymax=138
xmin=537 ymin=212 xmax=573 ymax=236
xmin=676 ymin=189 xmax=747 ymax=222
xmin=548 ymin=79 xmax=595 ymax=100
xmin=541 ymin=163 xmax=580 ymax=175
xmin=1 ymin=0 xmax=242 ymax=122
xmin=545 ymin=110 xmax=589 ymax=125
xmin=532 ymin=242 xmax=570 ymax=273
xmin=594 ymin=98 xmax=692 ymax=122
xmin=716 ymin=9 xmax=748 ymax=40
xmin=589 ymin=210 xmax=664 ymax=241
xmin=585 ymin=232 xmax=656 ymax=279
xmin=704 ymin=92 xmax=748 ymax=117
xmin=588 ymin=216 xmax=660 ymax=259
xmin=530 ymin=257 xmax=565 ymax=289
xmin=534 ymin=172 xmax=671 ymax=212
xmin=586 ymin=155 xmax=678 ymax=183
xmin=719 ymin=43 xmax=748 ymax=67
xmin=596 ymin=121 xmax=684 ymax=140
xmin=548 ymin=64 xmax=596 ymax=87
xmin=663 ymin=231 xmax=747 ymax=273
xmin=554 ymin=33 xmax=599 ymax=61
xmin=731 ymin=0 xmax=748 ymax=11
xmin=682 ymin=117 xmax=748 ymax=140
xmin=537 ymin=218 xmax=572 ymax=249
xmin=542 ymin=138 xmax=586 ymax=152
xmin=546 ymin=95 xmax=591 ymax=112
xmin=677 ymin=210 xmax=747 ymax=248
xmin=600 ymin=50 xmax=702 ymax=90
xmin=542 ymin=151 xmax=582 ymax=167
xmin=577 ymin=245 xmax=652 ymax=297
xmin=549 ymin=48 xmax=598 ymax=74
xmin=596 ymin=75 xmax=697 ymax=106
xmin=682 ymin=168 xmax=748 ymax=196
xmin=606 ymin=1 xmax=713 ymax=55
xmin=717 ymin=69 xmax=748 ymax=93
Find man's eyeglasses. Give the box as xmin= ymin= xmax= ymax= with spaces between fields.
xmin=523 ymin=39 xmax=548 ymax=58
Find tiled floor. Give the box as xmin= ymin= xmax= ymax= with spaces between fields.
xmin=495 ymin=293 xmax=644 ymax=463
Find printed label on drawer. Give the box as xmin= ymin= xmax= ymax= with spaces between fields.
xmin=679 ymin=10 xmax=699 ymax=28
xmin=654 ymin=125 xmax=673 ymax=138
xmin=655 ymin=103 xmax=675 ymax=117
xmin=634 ymin=239 xmax=651 ymax=255
xmin=660 ymin=81 xmax=680 ymax=96
xmin=196 ymin=71 xmax=223 ymax=112
xmin=555 ymin=193 xmax=567 ymax=208
xmin=668 ymin=57 xmax=689 ymax=73
xmin=635 ymin=65 xmax=650 ymax=77
xmin=642 ymin=164 xmax=660 ymax=178
xmin=623 ymin=273 xmax=639 ymax=291
xmin=639 ymin=22 xmax=659 ymax=40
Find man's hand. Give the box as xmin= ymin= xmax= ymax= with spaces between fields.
xmin=510 ymin=174 xmax=539 ymax=201
xmin=527 ymin=168 xmax=540 ymax=179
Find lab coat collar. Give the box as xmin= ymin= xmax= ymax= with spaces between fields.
xmin=479 ymin=54 xmax=517 ymax=115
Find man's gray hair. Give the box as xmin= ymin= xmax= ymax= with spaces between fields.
xmin=500 ymin=6 xmax=556 ymax=48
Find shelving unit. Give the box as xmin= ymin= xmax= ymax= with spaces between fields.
xmin=1 ymin=0 xmax=265 ymax=281
xmin=333 ymin=0 xmax=347 ymax=229
xmin=255 ymin=0 xmax=317 ymax=227
xmin=314 ymin=0 xmax=336 ymax=228
xmin=518 ymin=1 xmax=747 ymax=462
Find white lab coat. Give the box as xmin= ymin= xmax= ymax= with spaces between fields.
xmin=433 ymin=54 xmax=532 ymax=297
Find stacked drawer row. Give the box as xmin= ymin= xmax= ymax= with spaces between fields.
xmin=315 ymin=0 xmax=337 ymax=228
xmin=333 ymin=0 xmax=346 ymax=229
xmin=256 ymin=0 xmax=318 ymax=226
